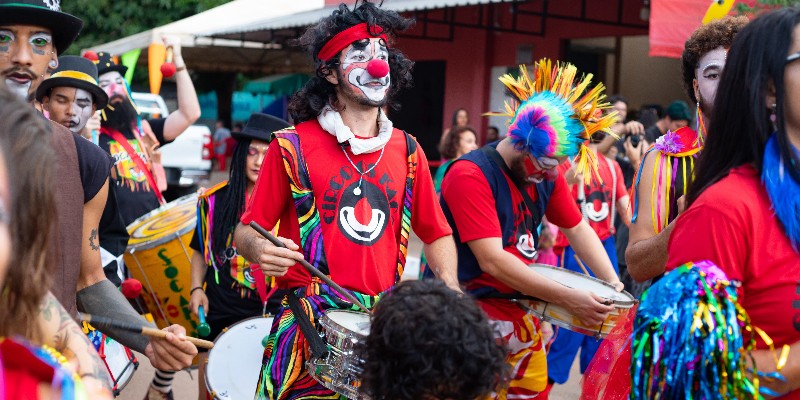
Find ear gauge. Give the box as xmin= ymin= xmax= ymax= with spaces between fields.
xmin=48 ymin=59 xmax=58 ymax=69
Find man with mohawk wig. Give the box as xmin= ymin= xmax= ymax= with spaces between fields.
xmin=436 ymin=59 xmax=624 ymax=398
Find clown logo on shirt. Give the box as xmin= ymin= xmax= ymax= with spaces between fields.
xmin=322 ymin=163 xmax=398 ymax=246
xmin=511 ymin=199 xmax=538 ymax=260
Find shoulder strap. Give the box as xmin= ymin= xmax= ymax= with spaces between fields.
xmin=101 ymin=127 xmax=165 ymax=205
xmin=480 ymin=145 xmax=542 ymax=225
xmin=605 ymin=156 xmax=617 ymax=233
xmin=394 ymin=131 xmax=417 ymax=282
xmin=274 ymin=130 xmax=330 ymax=274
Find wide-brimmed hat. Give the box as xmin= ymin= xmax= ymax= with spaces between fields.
xmin=0 ymin=0 xmax=83 ymax=54
xmin=234 ymin=113 xmax=291 ymax=142
xmin=35 ymin=55 xmax=108 ymax=109
xmin=95 ymin=51 xmax=128 ymax=77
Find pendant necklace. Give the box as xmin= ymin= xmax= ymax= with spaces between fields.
xmin=341 ymin=144 xmax=385 ymax=196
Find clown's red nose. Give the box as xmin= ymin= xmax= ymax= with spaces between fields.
xmin=366 ymin=59 xmax=390 ymax=79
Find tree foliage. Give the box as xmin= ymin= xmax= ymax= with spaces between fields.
xmin=61 ymin=0 xmax=231 ymax=54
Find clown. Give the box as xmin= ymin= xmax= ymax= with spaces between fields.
xmin=233 ymin=2 xmax=459 ymax=399
xmin=94 ymin=38 xmax=200 ymax=227
xmin=437 ymin=59 xmax=623 ymax=398
xmin=626 ymin=16 xmax=748 ymax=283
xmin=36 ymin=55 xmax=107 ymax=134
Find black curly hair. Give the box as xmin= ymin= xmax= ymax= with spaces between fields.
xmin=359 ymin=280 xmax=509 ymax=400
xmin=288 ymin=1 xmax=415 ymax=123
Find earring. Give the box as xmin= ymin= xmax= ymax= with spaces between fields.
xmin=770 ymin=103 xmax=777 ymax=126
xmin=48 ymin=59 xmax=58 ymax=69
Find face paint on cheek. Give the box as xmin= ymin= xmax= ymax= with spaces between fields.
xmin=346 ymin=66 xmax=390 ymax=102
xmin=69 ymin=89 xmax=94 ymax=133
xmin=0 ymin=44 xmax=8 ymax=52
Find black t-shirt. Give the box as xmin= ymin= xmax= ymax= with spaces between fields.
xmin=189 ymin=185 xmax=282 ymax=322
xmin=644 ymin=124 xmax=664 ymax=146
xmin=73 ymin=130 xmax=114 ymax=203
xmin=99 ymin=118 xmax=170 ymax=225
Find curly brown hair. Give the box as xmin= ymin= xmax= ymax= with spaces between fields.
xmin=681 ymin=16 xmax=749 ymax=103
xmin=0 ymin=86 xmax=56 ymax=343
xmin=439 ymin=125 xmax=477 ymax=159
xmin=287 ymin=1 xmax=415 ymax=123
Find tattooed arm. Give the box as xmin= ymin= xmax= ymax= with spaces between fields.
xmin=38 ymin=292 xmax=113 ymax=396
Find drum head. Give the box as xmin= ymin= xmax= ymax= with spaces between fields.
xmin=530 ymin=264 xmax=634 ymax=305
xmin=127 ymin=194 xmax=197 ymax=249
xmin=205 ymin=317 xmax=274 ymax=400
xmin=326 ymin=310 xmax=370 ymax=336
xmin=103 ymin=338 xmax=137 ymax=392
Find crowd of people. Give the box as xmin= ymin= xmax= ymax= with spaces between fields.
xmin=0 ymin=0 xmax=798 ymax=399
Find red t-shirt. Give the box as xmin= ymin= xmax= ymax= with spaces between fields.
xmin=442 ymin=159 xmax=582 ymax=320
xmin=241 ymin=120 xmax=451 ymax=295
xmin=667 ymin=165 xmax=800 ymax=355
xmin=554 ymin=156 xmax=627 ymax=253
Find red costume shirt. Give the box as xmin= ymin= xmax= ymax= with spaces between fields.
xmin=442 ymin=160 xmax=582 ymax=320
xmin=667 ymin=165 xmax=800 ymax=355
xmin=241 ymin=120 xmax=451 ymax=295
xmin=554 ymin=156 xmax=627 ymax=253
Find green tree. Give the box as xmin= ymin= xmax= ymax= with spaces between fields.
xmin=61 ymin=0 xmax=231 ymax=54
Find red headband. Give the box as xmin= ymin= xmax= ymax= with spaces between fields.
xmin=317 ymin=23 xmax=388 ymax=62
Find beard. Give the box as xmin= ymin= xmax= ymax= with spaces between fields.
xmin=508 ymin=155 xmax=558 ymax=188
xmin=337 ymin=69 xmax=388 ymax=109
xmin=102 ymin=97 xmax=138 ymax=135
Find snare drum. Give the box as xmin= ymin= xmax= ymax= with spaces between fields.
xmin=83 ymin=321 xmax=138 ymax=396
xmin=307 ymin=310 xmax=371 ymax=400
xmin=205 ymin=317 xmax=274 ymax=400
xmin=521 ymin=264 xmax=635 ymax=338
xmin=124 ymin=194 xmax=200 ymax=336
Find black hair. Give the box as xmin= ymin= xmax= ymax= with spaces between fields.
xmin=641 ymin=103 xmax=664 ymax=119
xmin=210 ymin=137 xmax=252 ymax=258
xmin=688 ymin=7 xmax=800 ymax=205
xmin=607 ymin=94 xmax=627 ymax=106
xmin=450 ymin=107 xmax=469 ymax=127
xmin=359 ymin=280 xmax=509 ymax=400
xmin=288 ymin=1 xmax=415 ymax=123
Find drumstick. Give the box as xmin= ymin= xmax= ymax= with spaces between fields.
xmin=573 ymin=254 xmax=591 ymax=276
xmin=248 ymin=221 xmax=372 ymax=315
xmin=79 ymin=313 xmax=214 ymax=350
xmin=197 ymin=305 xmax=211 ymax=338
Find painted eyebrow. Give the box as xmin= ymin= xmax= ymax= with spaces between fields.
xmin=700 ymin=63 xmax=723 ymax=73
xmin=351 ymin=39 xmax=369 ymax=50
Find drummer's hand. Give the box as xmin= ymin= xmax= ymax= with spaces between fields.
xmin=144 ymin=324 xmax=198 ymax=371
xmin=610 ymin=280 xmax=625 ymax=292
xmin=190 ymin=289 xmax=209 ymax=317
xmin=565 ymin=289 xmax=615 ymax=327
xmin=257 ymin=236 xmax=304 ymax=277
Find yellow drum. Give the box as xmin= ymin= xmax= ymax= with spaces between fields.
xmin=124 ymin=194 xmax=200 ymax=336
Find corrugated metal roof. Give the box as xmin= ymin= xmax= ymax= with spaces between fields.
xmin=205 ymin=0 xmax=522 ymax=37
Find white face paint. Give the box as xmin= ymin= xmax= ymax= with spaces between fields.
xmin=47 ymin=86 xmax=95 ymax=133
xmin=340 ymin=38 xmax=390 ymax=104
xmin=98 ymin=71 xmax=128 ymax=104
xmin=694 ymin=46 xmax=727 ymax=115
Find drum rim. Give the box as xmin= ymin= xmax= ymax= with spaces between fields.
xmin=204 ymin=315 xmax=274 ymax=398
xmin=126 ymin=194 xmax=198 ymax=249
xmin=322 ymin=309 xmax=371 ymax=338
xmin=529 ymin=263 xmax=635 ymax=307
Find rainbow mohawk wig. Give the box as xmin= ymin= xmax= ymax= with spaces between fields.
xmin=488 ymin=59 xmax=619 ymax=182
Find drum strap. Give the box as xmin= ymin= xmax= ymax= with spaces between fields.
xmin=101 ymin=127 xmax=166 ymax=205
xmin=286 ymin=291 xmax=329 ymax=359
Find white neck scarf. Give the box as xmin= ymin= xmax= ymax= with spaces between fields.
xmin=317 ymin=104 xmax=393 ymax=155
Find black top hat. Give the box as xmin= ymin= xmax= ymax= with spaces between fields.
xmin=95 ymin=51 xmax=128 ymax=77
xmin=35 ymin=55 xmax=108 ymax=109
xmin=0 ymin=0 xmax=83 ymax=54
xmin=234 ymin=113 xmax=291 ymax=142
